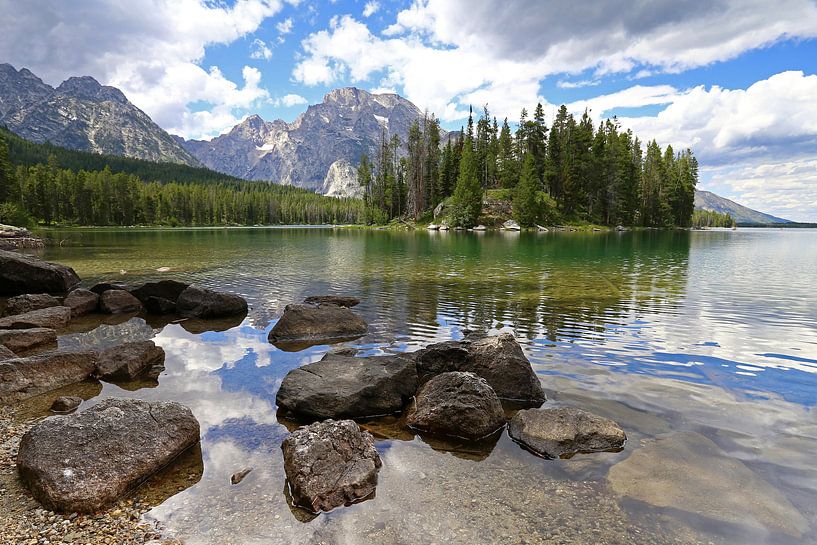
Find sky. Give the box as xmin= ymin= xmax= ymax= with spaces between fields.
xmin=1 ymin=0 xmax=816 ymax=221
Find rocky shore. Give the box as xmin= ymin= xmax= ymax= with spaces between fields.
xmin=0 ymin=224 xmax=43 ymax=251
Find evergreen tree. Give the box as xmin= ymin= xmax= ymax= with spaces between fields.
xmin=497 ymin=118 xmax=517 ymax=189
xmin=513 ymin=153 xmax=539 ymax=227
xmin=0 ymin=131 xmax=18 ymax=204
xmin=450 ymin=134 xmax=482 ymax=227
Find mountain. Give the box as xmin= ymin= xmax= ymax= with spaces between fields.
xmin=179 ymin=87 xmax=432 ymax=197
xmin=694 ymin=190 xmax=792 ymax=225
xmin=0 ymin=64 xmax=197 ymax=166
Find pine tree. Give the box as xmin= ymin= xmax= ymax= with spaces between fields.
xmin=0 ymin=131 xmax=18 ymax=204
xmin=497 ymin=118 xmax=517 ymax=189
xmin=450 ymin=134 xmax=482 ymax=227
xmin=513 ymin=153 xmax=539 ymax=227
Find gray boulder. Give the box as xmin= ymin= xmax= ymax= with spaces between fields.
xmin=89 ymin=281 xmax=130 ymax=295
xmin=176 ymin=285 xmax=247 ymax=318
xmin=99 ymin=290 xmax=144 ymax=314
xmin=508 ymin=407 xmax=626 ymax=459
xmin=0 ymin=327 xmax=57 ymax=353
xmin=0 ymin=350 xmax=97 ymax=404
xmin=2 ymin=293 xmax=61 ymax=316
xmin=63 ymin=289 xmax=99 ymax=317
xmin=96 ymin=340 xmax=165 ymax=380
xmin=17 ymin=398 xmax=200 ymax=513
xmin=276 ymin=353 xmax=417 ymax=420
xmin=407 ymin=371 xmax=506 ymax=440
xmin=268 ymin=303 xmax=367 ymax=345
xmin=129 ymin=280 xmax=189 ymax=304
xmin=302 ymin=295 xmax=360 ymax=308
xmin=0 ymin=249 xmax=80 ymax=295
xmin=0 ymin=306 xmax=71 ymax=330
xmin=50 ymin=396 xmax=82 ymax=413
xmin=0 ymin=344 xmax=15 ymax=360
xmin=282 ymin=419 xmax=381 ymax=513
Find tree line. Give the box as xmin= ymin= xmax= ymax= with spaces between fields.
xmin=691 ymin=209 xmax=735 ymax=228
xmin=360 ymin=104 xmax=699 ymax=228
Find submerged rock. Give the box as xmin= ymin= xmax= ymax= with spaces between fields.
xmin=0 ymin=306 xmax=71 ymax=330
xmin=17 ymin=398 xmax=200 ymax=513
xmin=63 ymin=289 xmax=99 ymax=317
xmin=99 ymin=290 xmax=144 ymax=314
xmin=2 ymin=293 xmax=61 ymax=316
xmin=508 ymin=407 xmax=626 ymax=459
xmin=276 ymin=353 xmax=417 ymax=420
xmin=50 ymin=395 xmax=83 ymax=413
xmin=407 ymin=371 xmax=505 ymax=440
xmin=282 ymin=419 xmax=381 ymax=513
xmin=268 ymin=303 xmax=367 ymax=346
xmin=96 ymin=340 xmax=165 ymax=380
xmin=302 ymin=295 xmax=360 ymax=308
xmin=231 ymin=468 xmax=252 ymax=485
xmin=0 ymin=249 xmax=80 ymax=296
xmin=0 ymin=327 xmax=57 ymax=353
xmin=0 ymin=350 xmax=97 ymax=404
xmin=176 ymin=285 xmax=248 ymax=318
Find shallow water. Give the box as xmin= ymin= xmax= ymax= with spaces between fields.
xmin=21 ymin=227 xmax=817 ymax=544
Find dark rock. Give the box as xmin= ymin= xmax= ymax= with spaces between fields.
xmin=143 ymin=296 xmax=176 ymax=315
xmin=50 ymin=396 xmax=82 ymax=413
xmin=96 ymin=340 xmax=165 ymax=380
xmin=276 ymin=353 xmax=417 ymax=420
xmin=231 ymin=468 xmax=252 ymax=485
xmin=508 ymin=407 xmax=626 ymax=459
xmin=129 ymin=280 xmax=189 ymax=304
xmin=302 ymin=295 xmax=360 ymax=308
xmin=0 ymin=350 xmax=98 ymax=404
xmin=89 ymin=281 xmax=130 ymax=295
xmin=2 ymin=293 xmax=61 ymax=316
xmin=268 ymin=303 xmax=367 ymax=345
xmin=407 ymin=371 xmax=506 ymax=440
xmin=0 ymin=306 xmax=71 ymax=330
xmin=0 ymin=344 xmax=15 ymax=360
xmin=176 ymin=285 xmax=248 ymax=318
xmin=413 ymin=332 xmax=546 ymax=406
xmin=0 ymin=327 xmax=57 ymax=353
xmin=16 ymin=398 xmax=200 ymax=513
xmin=99 ymin=290 xmax=144 ymax=314
xmin=0 ymin=249 xmax=81 ymax=295
xmin=282 ymin=419 xmax=381 ymax=513
xmin=63 ymin=289 xmax=99 ymax=317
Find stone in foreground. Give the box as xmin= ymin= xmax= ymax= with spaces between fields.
xmin=50 ymin=396 xmax=83 ymax=413
xmin=508 ymin=407 xmax=626 ymax=459
xmin=0 ymin=327 xmax=57 ymax=353
xmin=176 ymin=285 xmax=248 ymax=318
xmin=282 ymin=419 xmax=381 ymax=513
xmin=0 ymin=249 xmax=81 ymax=296
xmin=2 ymin=293 xmax=61 ymax=316
xmin=96 ymin=340 xmax=165 ymax=380
xmin=268 ymin=303 xmax=367 ymax=345
xmin=17 ymin=398 xmax=200 ymax=513
xmin=99 ymin=290 xmax=144 ymax=314
xmin=276 ymin=353 xmax=417 ymax=420
xmin=63 ymin=289 xmax=99 ymax=317
xmin=407 ymin=371 xmax=506 ymax=440
xmin=0 ymin=350 xmax=97 ymax=404
xmin=0 ymin=306 xmax=71 ymax=330
xmin=302 ymin=295 xmax=360 ymax=308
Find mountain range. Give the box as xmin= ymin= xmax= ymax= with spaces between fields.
xmin=0 ymin=63 xmax=792 ymax=223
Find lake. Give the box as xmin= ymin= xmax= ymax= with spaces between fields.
xmin=20 ymin=227 xmax=817 ymax=544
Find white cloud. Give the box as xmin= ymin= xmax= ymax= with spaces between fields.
xmin=363 ymin=1 xmax=380 ymax=18
xmin=567 ymin=85 xmax=680 ymax=117
xmin=557 ymin=79 xmax=600 ymax=89
xmin=273 ymin=93 xmax=308 ymax=107
xmin=249 ymin=38 xmax=273 ymax=60
xmin=276 ymin=17 xmax=293 ymax=34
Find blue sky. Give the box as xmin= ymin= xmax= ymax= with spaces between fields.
xmin=1 ymin=0 xmax=817 ymax=220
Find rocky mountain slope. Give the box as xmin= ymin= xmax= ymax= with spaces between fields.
xmin=694 ymin=190 xmax=791 ymax=225
xmin=0 ymin=64 xmax=197 ymax=166
xmin=179 ymin=87 xmax=430 ymax=197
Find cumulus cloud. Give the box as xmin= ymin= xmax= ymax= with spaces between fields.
xmin=363 ymin=1 xmax=380 ymax=18
xmin=273 ymin=93 xmax=308 ymax=107
xmin=250 ymin=38 xmax=273 ymax=60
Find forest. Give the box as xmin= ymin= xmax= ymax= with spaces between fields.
xmin=360 ymin=104 xmax=699 ymax=227
xmin=691 ymin=209 xmax=736 ymax=228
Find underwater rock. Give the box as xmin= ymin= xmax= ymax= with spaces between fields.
xmin=50 ymin=395 xmax=83 ymax=413
xmin=302 ymin=294 xmax=360 ymax=308
xmin=508 ymin=407 xmax=626 ymax=459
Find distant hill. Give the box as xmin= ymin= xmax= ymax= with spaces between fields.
xmin=694 ymin=190 xmax=792 ymax=225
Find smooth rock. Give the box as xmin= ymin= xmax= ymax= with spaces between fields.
xmin=276 ymin=353 xmax=417 ymax=420
xmin=96 ymin=340 xmax=165 ymax=380
xmin=508 ymin=407 xmax=626 ymax=458
xmin=302 ymin=295 xmax=360 ymax=308
xmin=143 ymin=296 xmax=177 ymax=315
xmin=176 ymin=285 xmax=248 ymax=318
xmin=63 ymin=289 xmax=99 ymax=317
xmin=99 ymin=290 xmax=144 ymax=314
xmin=427 ymin=223 xmax=439 ymax=230
xmin=17 ymin=398 xmax=200 ymax=513
xmin=0 ymin=249 xmax=81 ymax=295
xmin=129 ymin=280 xmax=189 ymax=304
xmin=0 ymin=327 xmax=57 ymax=352
xmin=0 ymin=306 xmax=71 ymax=330
xmin=231 ymin=468 xmax=252 ymax=485
xmin=0 ymin=350 xmax=98 ymax=404
xmin=268 ymin=303 xmax=367 ymax=345
xmin=473 ymin=224 xmax=487 ymax=231
xmin=0 ymin=344 xmax=15 ymax=360
xmin=407 ymin=371 xmax=505 ymax=440
xmin=502 ymin=219 xmax=521 ymax=231
xmin=282 ymin=419 xmax=381 ymax=513
xmin=2 ymin=293 xmax=61 ymax=316
xmin=50 ymin=396 xmax=83 ymax=413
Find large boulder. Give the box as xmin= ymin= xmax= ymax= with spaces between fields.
xmin=282 ymin=419 xmax=381 ymax=513
xmin=407 ymin=371 xmax=506 ymax=440
xmin=0 ymin=327 xmax=57 ymax=353
xmin=96 ymin=340 xmax=165 ymax=380
xmin=16 ymin=398 xmax=200 ymax=513
xmin=129 ymin=280 xmax=189 ymax=304
xmin=143 ymin=296 xmax=177 ymax=315
xmin=413 ymin=332 xmax=546 ymax=406
xmin=63 ymin=289 xmax=99 ymax=317
xmin=0 ymin=350 xmax=98 ymax=404
xmin=99 ymin=290 xmax=144 ymax=314
xmin=0 ymin=306 xmax=71 ymax=330
xmin=0 ymin=250 xmax=80 ymax=296
xmin=89 ymin=281 xmax=130 ymax=295
xmin=508 ymin=407 xmax=626 ymax=459
xmin=276 ymin=353 xmax=417 ymax=420
xmin=268 ymin=303 xmax=367 ymax=345
xmin=176 ymin=285 xmax=247 ymax=319
xmin=302 ymin=295 xmax=360 ymax=308
xmin=2 ymin=293 xmax=61 ymax=316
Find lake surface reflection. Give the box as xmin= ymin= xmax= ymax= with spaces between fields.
xmin=33 ymin=227 xmax=817 ymax=544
